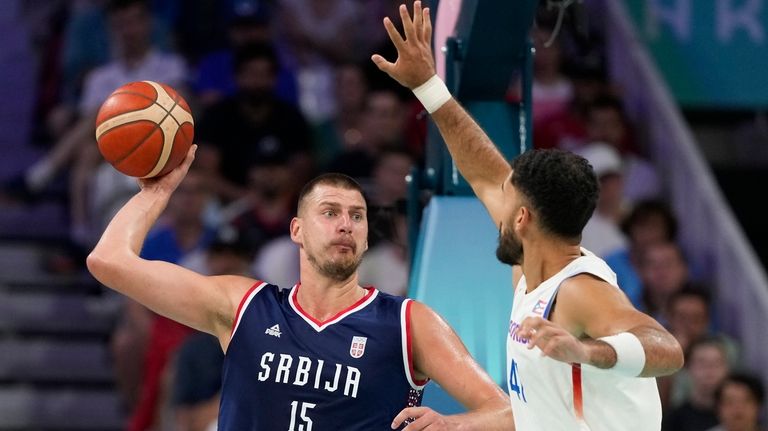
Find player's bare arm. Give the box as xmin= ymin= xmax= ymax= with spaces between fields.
xmin=392 ymin=301 xmax=513 ymax=430
xmin=518 ymin=275 xmax=684 ymax=377
xmin=372 ymin=2 xmax=511 ymax=227
xmin=87 ymin=146 xmax=254 ymax=350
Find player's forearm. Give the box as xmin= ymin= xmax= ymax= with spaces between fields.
xmin=632 ymin=326 xmax=684 ymax=377
xmin=447 ymin=400 xmax=514 ymax=431
xmin=430 ymin=99 xmax=511 ymax=191
xmin=88 ymin=189 xmax=171 ymax=268
xmin=585 ymin=326 xmax=684 ymax=377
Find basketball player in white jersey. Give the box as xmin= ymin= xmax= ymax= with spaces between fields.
xmin=373 ymin=3 xmax=684 ymax=430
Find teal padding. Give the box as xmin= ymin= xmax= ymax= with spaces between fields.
xmin=409 ymin=196 xmax=512 ymax=388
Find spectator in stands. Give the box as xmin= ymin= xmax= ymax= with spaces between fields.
xmin=533 ymin=62 xmax=606 ymax=151
xmin=665 ymin=288 xmax=742 ymax=409
xmin=663 ymin=337 xmax=730 ymax=431
xmin=605 ymin=199 xmax=678 ymax=307
xmin=222 ymin=153 xmax=301 ymax=252
xmin=278 ymin=0 xmax=364 ymax=123
xmin=707 ymin=373 xmax=765 ymax=431
xmin=584 ymin=95 xmax=660 ymax=204
xmin=531 ymin=26 xmax=574 ymax=125
xmin=669 ymin=288 xmax=738 ymax=360
xmin=19 ymin=0 xmax=186 ymax=245
xmin=578 ymin=143 xmax=627 ymax=257
xmin=191 ymin=5 xmax=298 ymax=108
xmin=196 ymin=43 xmax=312 ymax=202
xmin=639 ymin=241 xmax=690 ymax=325
xmin=368 ymin=148 xmax=414 ymax=208
xmin=44 ymin=0 xmax=171 ymax=140
xmin=313 ymin=62 xmax=369 ymax=167
xmin=359 ymin=200 xmax=410 ymax=297
xmin=327 ymin=88 xmax=409 ymax=181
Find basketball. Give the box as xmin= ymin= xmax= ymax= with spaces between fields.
xmin=95 ymin=81 xmax=194 ymax=178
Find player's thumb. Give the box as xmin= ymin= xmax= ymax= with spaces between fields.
xmin=371 ymin=54 xmax=393 ymax=74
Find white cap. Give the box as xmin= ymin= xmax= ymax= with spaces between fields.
xmin=577 ymin=142 xmax=623 ymax=178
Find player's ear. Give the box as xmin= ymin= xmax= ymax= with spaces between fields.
xmin=515 ymin=206 xmax=530 ymax=231
xmin=289 ymin=217 xmax=302 ymax=245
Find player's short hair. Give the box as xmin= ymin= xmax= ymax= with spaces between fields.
xmin=297 ymin=173 xmax=366 ymax=216
xmin=510 ymin=149 xmax=598 ymax=239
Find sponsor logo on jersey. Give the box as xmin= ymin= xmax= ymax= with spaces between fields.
xmin=350 ymin=336 xmax=367 ymax=358
xmin=265 ymin=324 xmax=282 ymax=338
xmin=508 ymin=321 xmax=530 ymax=345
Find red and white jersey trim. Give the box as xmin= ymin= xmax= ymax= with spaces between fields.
xmin=400 ymin=299 xmax=429 ymax=390
xmin=288 ymin=283 xmax=378 ymax=332
xmin=229 ymin=281 xmax=268 ymax=341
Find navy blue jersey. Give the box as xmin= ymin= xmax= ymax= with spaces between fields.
xmin=219 ymin=282 xmax=427 ymax=430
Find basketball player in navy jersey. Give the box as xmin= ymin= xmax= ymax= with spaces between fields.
xmin=87 ymin=146 xmax=513 ymax=430
xmin=373 ymin=3 xmax=684 ymax=430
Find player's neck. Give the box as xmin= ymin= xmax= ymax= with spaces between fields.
xmin=295 ymin=273 xmax=367 ymax=322
xmin=521 ymin=238 xmax=581 ymax=293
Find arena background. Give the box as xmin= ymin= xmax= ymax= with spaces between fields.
xmin=0 ymin=0 xmax=767 ymax=429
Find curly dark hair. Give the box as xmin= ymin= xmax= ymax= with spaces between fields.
xmin=510 ymin=149 xmax=599 ymax=239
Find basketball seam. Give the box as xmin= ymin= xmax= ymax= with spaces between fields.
xmin=170 ymin=92 xmax=192 ymax=143
xmin=107 ymin=90 xmax=192 ymax=120
xmin=111 ymin=97 xmax=180 ymax=171
xmin=146 ymin=97 xmax=181 ymax=176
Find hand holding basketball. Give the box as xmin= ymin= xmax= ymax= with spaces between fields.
xmin=95 ymin=81 xmax=194 ymax=178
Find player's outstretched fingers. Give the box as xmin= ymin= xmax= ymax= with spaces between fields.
xmin=422 ymin=7 xmax=432 ymax=42
xmin=413 ymin=1 xmax=423 ymax=38
xmin=399 ymin=3 xmax=416 ymax=40
xmin=371 ymin=54 xmax=395 ymax=75
xmin=383 ymin=16 xmax=406 ymax=51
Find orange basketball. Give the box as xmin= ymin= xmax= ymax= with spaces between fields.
xmin=95 ymin=81 xmax=194 ymax=178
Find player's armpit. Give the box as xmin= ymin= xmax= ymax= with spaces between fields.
xmin=408 ymin=302 xmax=514 ymax=430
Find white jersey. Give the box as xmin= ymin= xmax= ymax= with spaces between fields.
xmin=506 ymin=249 xmax=661 ymax=431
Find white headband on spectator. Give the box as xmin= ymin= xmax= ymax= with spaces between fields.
xmin=412 ymin=75 xmax=452 ymax=114
xmin=598 ymin=332 xmax=646 ymax=377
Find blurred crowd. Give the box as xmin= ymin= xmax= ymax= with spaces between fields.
xmin=4 ymin=1 xmax=764 ymax=430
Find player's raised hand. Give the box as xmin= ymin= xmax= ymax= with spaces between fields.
xmin=518 ymin=316 xmax=590 ymax=364
xmin=138 ymin=144 xmax=197 ymax=195
xmin=392 ymin=406 xmax=454 ymax=430
xmin=372 ymin=1 xmax=436 ymax=89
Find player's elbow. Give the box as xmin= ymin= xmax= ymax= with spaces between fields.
xmin=670 ymin=337 xmax=685 ymax=372
xmin=86 ymin=251 xmax=111 ymax=282
xmin=86 ymin=248 xmax=130 ymax=286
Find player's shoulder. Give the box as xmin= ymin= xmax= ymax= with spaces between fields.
xmin=559 ymin=273 xmax=617 ymax=296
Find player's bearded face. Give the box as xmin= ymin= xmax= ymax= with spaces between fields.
xmin=307 ymin=238 xmax=364 ymax=281
xmin=496 ymin=224 xmax=523 ymax=266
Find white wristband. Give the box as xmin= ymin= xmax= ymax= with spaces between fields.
xmin=412 ymin=75 xmax=452 ymax=114
xmin=598 ymin=332 xmax=646 ymax=377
